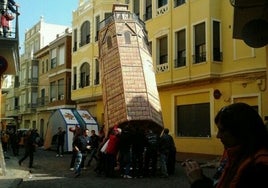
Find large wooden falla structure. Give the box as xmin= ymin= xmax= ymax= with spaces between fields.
xmin=98 ymin=4 xmax=163 ymax=133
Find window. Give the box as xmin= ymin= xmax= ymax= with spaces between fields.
xmin=15 ymin=97 xmax=19 ymax=110
xmin=158 ymin=0 xmax=167 ymax=8
xmin=124 ymin=32 xmax=131 ymax=44
xmin=73 ymin=67 xmax=77 ymax=90
xmin=32 ymin=60 xmax=38 ymax=83
xmin=80 ymin=63 xmax=90 ymax=88
xmin=175 ymin=29 xmax=186 ymax=68
xmin=14 ymin=76 xmax=19 ymax=88
xmin=133 ymin=0 xmax=140 ymax=17
xmin=42 ymin=61 xmax=44 ymax=73
xmin=94 ymin=59 xmax=100 ymax=85
xmin=58 ymin=45 xmax=65 ymax=65
xmin=95 ymin=15 xmax=100 ymax=42
xmin=50 ymin=81 xmax=56 ymax=102
xmin=40 ymin=89 xmax=45 ymax=106
xmin=144 ymin=0 xmax=152 ymax=21
xmin=158 ymin=36 xmax=168 ymax=65
xmin=176 ymin=103 xmax=211 ymax=137
xmin=73 ymin=29 xmax=77 ymax=51
xmin=80 ymin=21 xmax=90 ymax=47
xmin=148 ymin=41 xmax=152 ymax=55
xmin=174 ymin=0 xmax=185 ymax=7
xmin=107 ymin=36 xmax=112 ymax=49
xmin=31 ymin=91 xmax=38 ymax=108
xmin=58 ymin=79 xmax=64 ymax=100
xmin=213 ymin=20 xmax=222 ymax=61
xmin=194 ymin=22 xmax=206 ymax=63
xmin=46 ymin=59 xmax=48 ymax=71
xmin=142 ymin=33 xmax=149 ymax=50
xmin=51 ymin=48 xmax=57 ymax=68
xmin=105 ymin=12 xmax=112 ymax=19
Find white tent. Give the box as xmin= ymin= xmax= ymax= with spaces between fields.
xmin=44 ymin=109 xmax=99 ymax=152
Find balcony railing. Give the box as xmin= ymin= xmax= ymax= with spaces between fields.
xmin=99 ymin=12 xmax=145 ymax=31
xmin=156 ymin=4 xmax=169 ymax=16
xmin=156 ymin=63 xmax=169 ymax=73
xmin=192 ymin=52 xmax=206 ymax=64
xmin=37 ymin=96 xmax=49 ymax=107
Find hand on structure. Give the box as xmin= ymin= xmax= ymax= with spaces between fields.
xmin=182 ymin=160 xmax=203 ymax=184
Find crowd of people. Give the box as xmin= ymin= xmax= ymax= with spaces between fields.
xmin=0 ymin=128 xmax=41 ymax=169
xmin=3 ymin=102 xmax=268 ymax=187
xmin=66 ymin=125 xmax=176 ymax=179
xmin=0 ymin=0 xmax=20 ymax=38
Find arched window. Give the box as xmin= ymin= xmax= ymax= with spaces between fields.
xmin=124 ymin=32 xmax=131 ymax=44
xmin=107 ymin=36 xmax=112 ymax=49
xmin=80 ymin=62 xmax=90 ymax=87
xmin=80 ymin=21 xmax=91 ymax=47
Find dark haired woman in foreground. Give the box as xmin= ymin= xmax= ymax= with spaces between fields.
xmin=183 ymin=102 xmax=268 ymax=188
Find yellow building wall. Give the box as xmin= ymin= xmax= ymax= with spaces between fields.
xmin=159 ymin=75 xmax=266 ymax=155
xmin=71 ymin=0 xmax=268 ymax=155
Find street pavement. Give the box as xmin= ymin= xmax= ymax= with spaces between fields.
xmin=1 ymin=148 xmax=218 ymax=188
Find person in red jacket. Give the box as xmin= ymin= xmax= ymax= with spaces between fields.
xmin=183 ymin=102 xmax=268 ymax=188
xmin=104 ymin=126 xmax=121 ymax=178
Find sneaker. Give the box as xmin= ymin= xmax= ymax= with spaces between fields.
xmin=56 ymin=154 xmax=59 ymax=157
xmin=124 ymin=175 xmax=132 ymax=179
xmin=82 ymin=167 xmax=87 ymax=170
xmin=60 ymin=155 xmax=63 ymax=157
xmin=70 ymin=168 xmax=74 ymax=171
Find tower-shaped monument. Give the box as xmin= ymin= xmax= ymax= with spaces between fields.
xmin=98 ymin=4 xmax=163 ymax=132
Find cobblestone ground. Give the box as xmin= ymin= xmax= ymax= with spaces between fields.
xmin=14 ymin=148 xmax=215 ymax=188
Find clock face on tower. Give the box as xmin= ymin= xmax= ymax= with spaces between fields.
xmin=0 ymin=56 xmax=8 ymax=75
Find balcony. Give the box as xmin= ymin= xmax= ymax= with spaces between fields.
xmin=156 ymin=63 xmax=169 ymax=73
xmin=37 ymin=96 xmax=49 ymax=107
xmin=0 ymin=9 xmax=20 ymax=75
xmin=99 ymin=12 xmax=145 ymax=31
xmin=156 ymin=4 xmax=169 ymax=17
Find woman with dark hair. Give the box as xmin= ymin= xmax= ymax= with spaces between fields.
xmin=183 ymin=102 xmax=268 ymax=188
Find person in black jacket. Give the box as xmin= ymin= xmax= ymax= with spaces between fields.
xmin=159 ymin=128 xmax=176 ymax=177
xmin=73 ymin=128 xmax=91 ymax=177
xmin=166 ymin=129 xmax=176 ymax=175
xmin=143 ymin=129 xmax=159 ymax=177
xmin=18 ymin=129 xmax=37 ymax=168
xmin=55 ymin=127 xmax=66 ymax=157
xmin=159 ymin=128 xmax=170 ymax=178
xmin=86 ymin=129 xmax=99 ymax=167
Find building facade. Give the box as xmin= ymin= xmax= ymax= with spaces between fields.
xmin=3 ymin=0 xmax=266 ymax=155
xmin=72 ymin=0 xmax=267 ymax=155
xmin=71 ymin=0 xmax=128 ymax=126
xmin=137 ymin=0 xmax=267 ymax=155
xmin=34 ymin=30 xmax=75 ymax=139
xmin=4 ymin=17 xmax=69 ymax=138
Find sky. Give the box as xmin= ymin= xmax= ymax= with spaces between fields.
xmin=16 ymin=0 xmax=78 ymax=53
